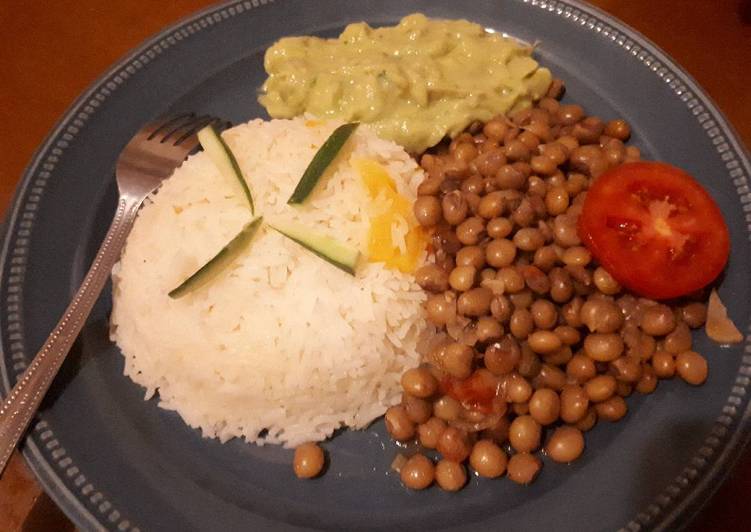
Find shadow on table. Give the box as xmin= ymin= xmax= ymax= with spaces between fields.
xmin=21 ymin=489 xmax=75 ymax=532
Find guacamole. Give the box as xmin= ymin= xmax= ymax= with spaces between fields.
xmin=259 ymin=14 xmax=552 ymax=153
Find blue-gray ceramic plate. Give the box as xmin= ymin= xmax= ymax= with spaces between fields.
xmin=2 ymin=1 xmax=750 ymax=530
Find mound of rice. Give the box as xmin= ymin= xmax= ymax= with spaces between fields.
xmin=110 ymin=118 xmax=427 ymax=447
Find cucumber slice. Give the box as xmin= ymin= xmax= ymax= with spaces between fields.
xmin=287 ymin=122 xmax=359 ymax=204
xmin=198 ymin=124 xmax=255 ymax=214
xmin=169 ymin=217 xmax=263 ymax=298
xmin=270 ymin=220 xmax=360 ymax=275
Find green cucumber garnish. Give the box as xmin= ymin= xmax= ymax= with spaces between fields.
xmin=287 ymin=122 xmax=359 ymax=204
xmin=270 ymin=220 xmax=360 ymax=275
xmin=169 ymin=217 xmax=263 ymax=298
xmin=198 ymin=124 xmax=255 ymax=214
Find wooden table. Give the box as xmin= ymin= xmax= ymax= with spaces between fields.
xmin=1 ymin=1 xmax=749 ymax=530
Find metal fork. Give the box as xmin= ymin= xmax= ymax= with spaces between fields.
xmin=0 ymin=113 xmax=219 ymax=475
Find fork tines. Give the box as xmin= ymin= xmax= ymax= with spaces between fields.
xmin=151 ymin=114 xmax=222 ymax=145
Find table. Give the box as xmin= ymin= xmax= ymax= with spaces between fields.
xmin=1 ymin=1 xmax=750 ymax=530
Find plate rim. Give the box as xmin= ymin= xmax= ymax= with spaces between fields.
xmin=1 ymin=0 xmax=750 ymax=530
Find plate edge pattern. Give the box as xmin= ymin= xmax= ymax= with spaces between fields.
xmin=0 ymin=1 xmax=275 ymax=531
xmin=523 ymin=1 xmax=751 ymax=531
xmin=0 ymin=0 xmax=749 ymax=530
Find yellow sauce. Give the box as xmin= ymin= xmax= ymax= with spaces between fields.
xmin=356 ymin=159 xmax=426 ymax=273
xmin=260 ymin=13 xmax=552 ymax=153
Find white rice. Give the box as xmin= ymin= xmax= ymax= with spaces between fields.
xmin=110 ymin=118 xmax=427 ymax=447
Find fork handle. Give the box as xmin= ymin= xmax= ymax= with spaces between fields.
xmin=0 ymin=197 xmax=139 ymax=475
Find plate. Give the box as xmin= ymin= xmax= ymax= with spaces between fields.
xmin=2 ymin=1 xmax=751 ymax=530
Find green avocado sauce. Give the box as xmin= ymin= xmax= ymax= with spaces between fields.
xmin=259 ymin=13 xmax=552 ymax=153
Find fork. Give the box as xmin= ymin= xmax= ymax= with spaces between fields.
xmin=0 ymin=113 xmax=219 ymax=475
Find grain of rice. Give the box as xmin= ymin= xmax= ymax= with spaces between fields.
xmin=111 ymin=118 xmax=427 ymax=447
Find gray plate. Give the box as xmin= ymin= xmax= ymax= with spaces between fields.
xmin=2 ymin=1 xmax=751 ymax=530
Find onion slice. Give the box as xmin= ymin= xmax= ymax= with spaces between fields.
xmin=706 ymin=289 xmax=743 ymax=344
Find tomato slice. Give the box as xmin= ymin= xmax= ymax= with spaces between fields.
xmin=578 ymin=161 xmax=729 ymax=300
